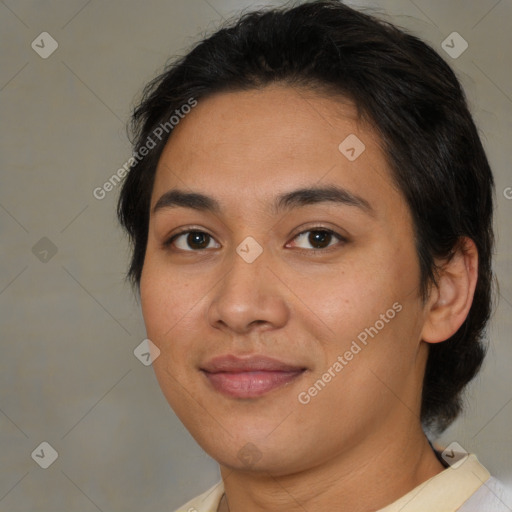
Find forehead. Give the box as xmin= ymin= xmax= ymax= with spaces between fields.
xmin=151 ymin=85 xmax=399 ymax=216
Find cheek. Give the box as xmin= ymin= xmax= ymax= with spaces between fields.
xmin=140 ymin=257 xmax=196 ymax=342
xmin=139 ymin=256 xmax=211 ymax=392
xmin=140 ymin=263 xmax=196 ymax=405
xmin=298 ymin=263 xmax=408 ymax=339
xmin=299 ymin=240 xmax=423 ymax=379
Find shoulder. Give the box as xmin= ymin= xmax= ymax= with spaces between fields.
xmin=458 ymin=476 xmax=512 ymax=512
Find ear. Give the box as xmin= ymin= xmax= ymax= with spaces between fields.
xmin=421 ymin=237 xmax=478 ymax=344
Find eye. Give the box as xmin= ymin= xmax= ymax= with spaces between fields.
xmin=287 ymin=229 xmax=345 ymax=251
xmin=165 ymin=230 xmax=220 ymax=251
xmin=164 ymin=227 xmax=346 ymax=252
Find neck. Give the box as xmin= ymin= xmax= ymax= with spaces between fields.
xmin=218 ymin=424 xmax=444 ymax=512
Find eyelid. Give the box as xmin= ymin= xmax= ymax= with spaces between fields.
xmin=288 ymin=222 xmax=347 ymax=240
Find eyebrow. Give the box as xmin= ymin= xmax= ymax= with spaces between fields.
xmin=152 ymin=184 xmax=374 ymax=216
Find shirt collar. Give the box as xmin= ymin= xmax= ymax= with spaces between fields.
xmin=177 ymin=453 xmax=490 ymax=512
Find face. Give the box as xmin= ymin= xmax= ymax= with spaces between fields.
xmin=140 ymin=85 xmax=430 ymax=475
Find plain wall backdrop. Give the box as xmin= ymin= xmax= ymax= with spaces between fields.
xmin=1 ymin=0 xmax=511 ymax=510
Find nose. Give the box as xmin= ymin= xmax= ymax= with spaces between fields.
xmin=206 ymin=243 xmax=290 ymax=335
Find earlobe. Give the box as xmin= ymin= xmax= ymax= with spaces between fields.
xmin=421 ymin=237 xmax=479 ymax=344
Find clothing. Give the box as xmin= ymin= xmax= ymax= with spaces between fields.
xmin=172 ymin=454 xmax=511 ymax=512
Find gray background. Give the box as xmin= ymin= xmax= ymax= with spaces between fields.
xmin=1 ymin=0 xmax=511 ymax=510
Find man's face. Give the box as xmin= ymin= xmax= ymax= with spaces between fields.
xmin=140 ymin=85 xmax=430 ymax=474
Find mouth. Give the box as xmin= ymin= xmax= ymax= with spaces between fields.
xmin=200 ymin=354 xmax=307 ymax=399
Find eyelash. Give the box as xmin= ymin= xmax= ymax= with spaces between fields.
xmin=163 ymin=227 xmax=347 ymax=254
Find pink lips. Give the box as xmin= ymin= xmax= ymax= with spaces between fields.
xmin=201 ymin=354 xmax=306 ymax=398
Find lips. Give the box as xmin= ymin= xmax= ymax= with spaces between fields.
xmin=200 ymin=354 xmax=306 ymax=398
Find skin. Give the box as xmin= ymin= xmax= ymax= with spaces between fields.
xmin=140 ymin=84 xmax=478 ymax=512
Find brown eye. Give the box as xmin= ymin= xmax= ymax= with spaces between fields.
xmin=290 ymin=229 xmax=345 ymax=251
xmin=186 ymin=232 xmax=210 ymax=249
xmin=167 ymin=231 xmax=220 ymax=251
xmin=307 ymin=230 xmax=333 ymax=249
